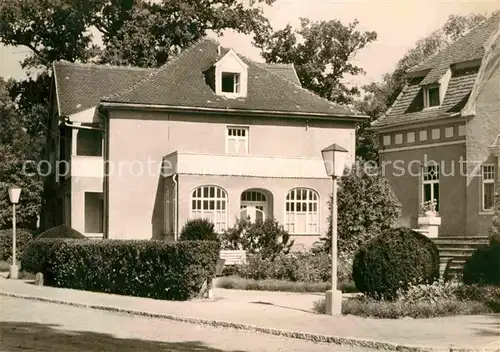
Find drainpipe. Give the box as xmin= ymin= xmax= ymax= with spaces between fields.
xmin=173 ymin=174 xmax=178 ymax=241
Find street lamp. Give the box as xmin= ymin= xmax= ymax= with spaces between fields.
xmin=8 ymin=185 xmax=22 ymax=280
xmin=321 ymin=144 xmax=348 ymax=316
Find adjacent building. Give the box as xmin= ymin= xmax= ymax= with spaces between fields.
xmin=371 ymin=12 xmax=500 ymax=238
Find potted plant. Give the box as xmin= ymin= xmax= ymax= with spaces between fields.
xmin=421 ymin=199 xmax=438 ymax=217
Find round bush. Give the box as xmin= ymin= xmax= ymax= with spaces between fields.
xmin=179 ymin=218 xmax=219 ymax=242
xmin=463 ymin=243 xmax=500 ymax=285
xmin=352 ymin=227 xmax=440 ymax=300
xmin=0 ymin=228 xmax=33 ymax=262
xmin=37 ymin=225 xmax=86 ymax=239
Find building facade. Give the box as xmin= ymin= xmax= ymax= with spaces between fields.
xmin=43 ymin=38 xmax=365 ymax=249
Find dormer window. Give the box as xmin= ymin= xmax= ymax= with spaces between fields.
xmin=221 ymin=72 xmax=240 ymax=93
xmin=213 ymin=48 xmax=248 ymax=98
xmin=424 ymin=86 xmax=440 ymax=108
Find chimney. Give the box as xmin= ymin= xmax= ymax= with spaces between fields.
xmin=217 ymin=45 xmax=221 ymax=56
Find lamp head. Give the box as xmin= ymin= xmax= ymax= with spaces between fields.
xmin=8 ymin=185 xmax=22 ymax=204
xmin=321 ymin=144 xmax=348 ymax=178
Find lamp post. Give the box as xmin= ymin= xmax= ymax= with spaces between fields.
xmin=8 ymin=185 xmax=22 ymax=280
xmin=321 ymin=144 xmax=348 ymax=316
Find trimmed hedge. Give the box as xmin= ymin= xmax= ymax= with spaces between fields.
xmin=21 ymin=239 xmax=220 ymax=300
xmin=463 ymin=240 xmax=500 ymax=285
xmin=353 ymin=227 xmax=440 ymax=300
xmin=36 ymin=224 xmax=86 ymax=239
xmin=179 ymin=218 xmax=219 ymax=242
xmin=0 ymin=228 xmax=33 ymax=262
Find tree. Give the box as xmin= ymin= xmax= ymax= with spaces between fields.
xmin=319 ymin=161 xmax=402 ymax=256
xmin=0 ymin=78 xmax=43 ymax=230
xmin=99 ymin=0 xmax=275 ymax=68
xmin=255 ymin=18 xmax=377 ymax=105
xmin=356 ymin=13 xmax=486 ymax=162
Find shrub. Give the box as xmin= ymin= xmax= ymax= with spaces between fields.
xmin=352 ymin=227 xmax=440 ymax=300
xmin=179 ymin=218 xmax=219 ymax=242
xmin=36 ymin=224 xmax=86 ymax=239
xmin=454 ymin=284 xmax=500 ymax=311
xmin=0 ymin=228 xmax=33 ymax=262
xmin=462 ymin=243 xmax=500 ymax=286
xmin=320 ymin=162 xmax=402 ymax=256
xmin=221 ymin=218 xmax=293 ymax=258
xmin=340 ymin=296 xmax=490 ymax=319
xmin=489 ymin=186 xmax=500 ymax=243
xmin=21 ymin=239 xmax=220 ymax=300
xmin=396 ymin=278 xmax=458 ymax=304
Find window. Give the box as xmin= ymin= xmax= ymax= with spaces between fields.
xmin=164 ymin=185 xmax=175 ymax=234
xmin=191 ymin=186 xmax=227 ymax=232
xmin=445 ymin=127 xmax=454 ymax=138
xmin=425 ymin=86 xmax=440 ymax=107
xmin=77 ymin=129 xmax=102 ymax=156
xmin=84 ymin=192 xmax=104 ymax=233
xmin=285 ymin=188 xmax=319 ymax=234
xmin=432 ymin=128 xmax=440 ymax=140
xmin=394 ymin=134 xmax=403 ymax=145
xmin=422 ymin=164 xmax=440 ymax=212
xmin=419 ymin=130 xmax=428 ymax=141
xmin=226 ymin=126 xmax=249 ymax=154
xmin=383 ymin=135 xmax=391 ymax=146
xmin=221 ymin=72 xmax=240 ymax=93
xmin=482 ymin=165 xmax=496 ymax=211
xmin=407 ymin=132 xmax=415 ymax=143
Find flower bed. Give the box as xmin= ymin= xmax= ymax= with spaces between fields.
xmin=313 ymin=279 xmax=500 ymax=318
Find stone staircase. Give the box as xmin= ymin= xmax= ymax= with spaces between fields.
xmin=432 ymin=237 xmax=489 ymax=279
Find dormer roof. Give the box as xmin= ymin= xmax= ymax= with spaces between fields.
xmin=372 ymin=11 xmax=500 ymax=130
xmin=99 ymin=38 xmax=364 ymax=119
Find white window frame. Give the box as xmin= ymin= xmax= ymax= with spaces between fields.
xmin=190 ymin=185 xmax=228 ymax=233
xmin=424 ymin=85 xmax=441 ymax=108
xmin=421 ymin=164 xmax=440 ymax=214
xmin=221 ymin=72 xmax=241 ymax=94
xmin=284 ymin=188 xmax=320 ymax=235
xmin=481 ymin=164 xmax=496 ymax=212
xmin=226 ymin=126 xmax=249 ymax=154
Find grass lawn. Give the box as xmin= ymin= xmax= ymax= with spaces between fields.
xmin=216 ymin=275 xmax=358 ymax=293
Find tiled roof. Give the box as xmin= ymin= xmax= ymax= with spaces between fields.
xmin=53 ymin=62 xmax=151 ymax=116
xmin=373 ymin=68 xmax=478 ymax=128
xmin=102 ymin=38 xmax=362 ymax=118
xmin=372 ymin=11 xmax=500 ymax=129
xmin=410 ymin=11 xmax=500 ymax=74
xmin=258 ymin=63 xmax=301 ymax=85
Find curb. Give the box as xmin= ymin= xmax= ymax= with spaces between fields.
xmin=0 ymin=291 xmax=479 ymax=352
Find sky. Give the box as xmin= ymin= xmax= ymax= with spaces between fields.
xmin=1 ymin=0 xmax=499 ymax=87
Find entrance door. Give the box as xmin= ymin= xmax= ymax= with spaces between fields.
xmin=240 ymin=190 xmax=267 ymax=222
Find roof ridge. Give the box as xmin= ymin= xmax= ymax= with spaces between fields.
xmin=102 ymin=36 xmax=218 ymax=102
xmin=54 ymin=60 xmax=152 ymax=72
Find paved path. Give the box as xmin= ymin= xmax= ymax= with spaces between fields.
xmin=1 ymin=297 xmax=380 ymax=352
xmin=1 ymin=278 xmax=499 ymax=351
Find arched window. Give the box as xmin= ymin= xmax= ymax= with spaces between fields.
xmin=191 ymin=185 xmax=228 ymax=232
xmin=285 ymin=188 xmax=319 ymax=234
